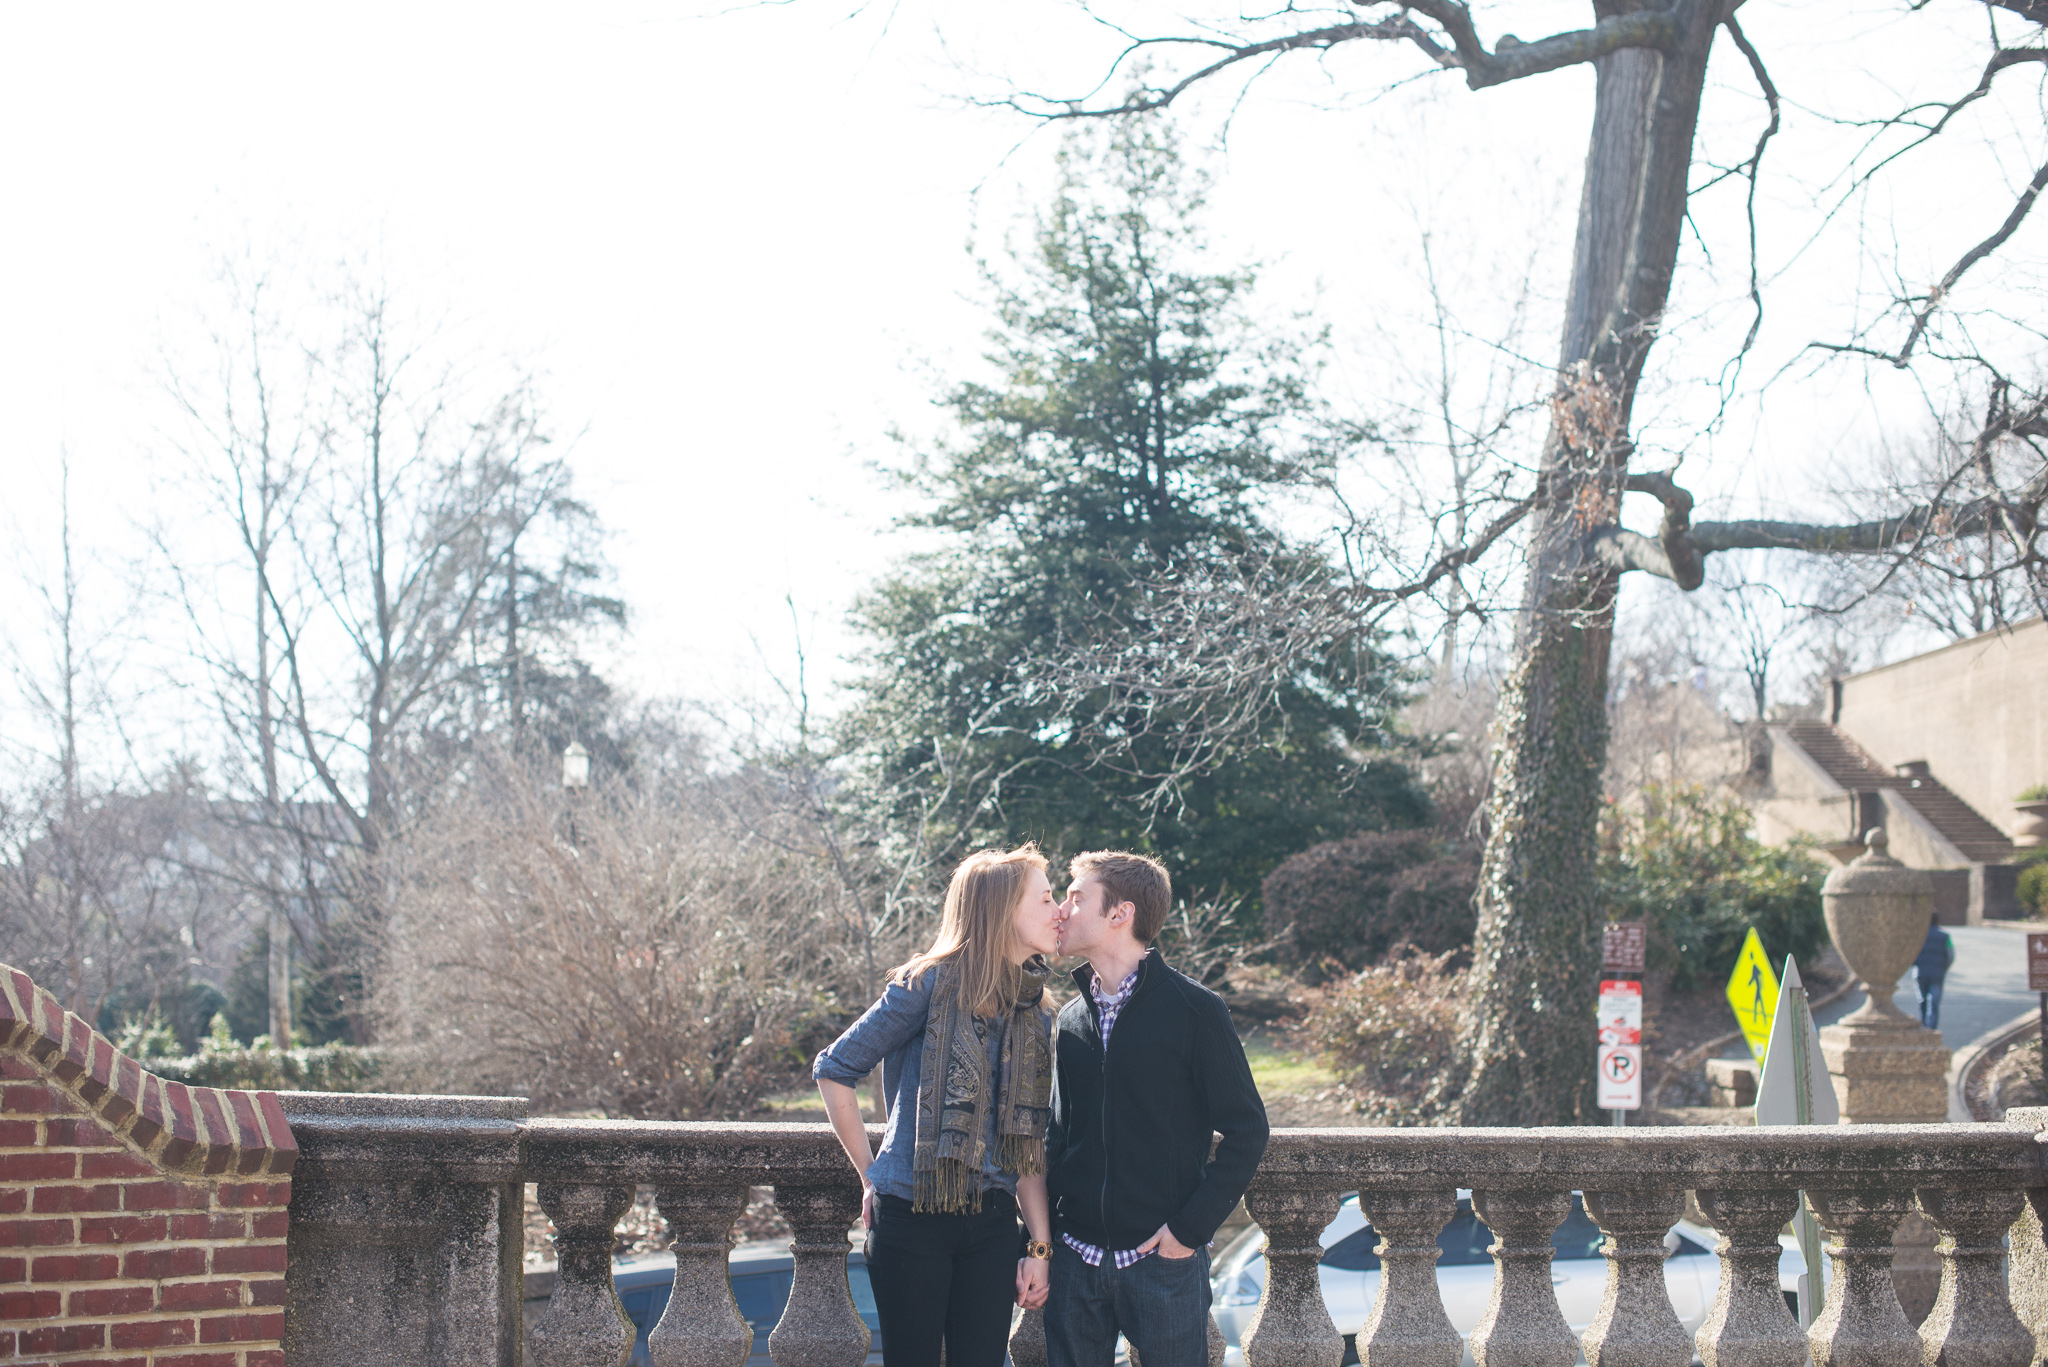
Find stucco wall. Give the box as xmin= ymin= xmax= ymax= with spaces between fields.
xmin=1835 ymin=617 xmax=2048 ymax=837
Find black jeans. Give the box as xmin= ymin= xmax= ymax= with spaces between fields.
xmin=1044 ymin=1238 xmax=1212 ymax=1367
xmin=865 ymin=1191 xmax=1020 ymax=1367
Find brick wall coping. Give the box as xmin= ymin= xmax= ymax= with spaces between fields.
xmin=0 ymin=964 xmax=296 ymax=1180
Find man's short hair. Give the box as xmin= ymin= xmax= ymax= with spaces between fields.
xmin=1070 ymin=850 xmax=1171 ymax=945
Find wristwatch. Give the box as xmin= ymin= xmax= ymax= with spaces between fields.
xmin=1025 ymin=1239 xmax=1052 ymax=1261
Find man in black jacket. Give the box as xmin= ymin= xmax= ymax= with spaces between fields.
xmin=1042 ymin=850 xmax=1269 ymax=1367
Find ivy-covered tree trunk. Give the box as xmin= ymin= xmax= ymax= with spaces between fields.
xmin=1433 ymin=0 xmax=1722 ymax=1125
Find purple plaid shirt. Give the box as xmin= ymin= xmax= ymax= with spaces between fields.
xmin=1061 ymin=965 xmax=1150 ymax=1270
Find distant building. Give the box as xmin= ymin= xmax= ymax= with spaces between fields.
xmin=1750 ymin=617 xmax=2047 ymax=923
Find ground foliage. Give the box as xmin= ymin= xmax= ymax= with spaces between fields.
xmin=1599 ymin=785 xmax=1828 ymax=990
xmin=1301 ymin=948 xmax=1467 ymax=1124
xmin=843 ymin=113 xmax=1427 ymax=910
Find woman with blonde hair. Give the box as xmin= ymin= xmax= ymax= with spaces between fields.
xmin=815 ymin=845 xmax=1064 ymax=1367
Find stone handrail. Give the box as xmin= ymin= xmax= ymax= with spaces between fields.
xmin=275 ymin=1094 xmax=2048 ymax=1367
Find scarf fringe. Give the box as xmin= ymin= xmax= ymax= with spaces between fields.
xmin=999 ymin=1133 xmax=1044 ymax=1178
xmin=911 ymin=1158 xmax=984 ymax=1215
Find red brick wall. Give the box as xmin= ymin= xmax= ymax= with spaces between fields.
xmin=0 ymin=967 xmax=296 ymax=1367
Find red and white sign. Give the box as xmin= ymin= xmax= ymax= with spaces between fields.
xmin=1598 ymin=1044 xmax=1643 ymax=1109
xmin=1598 ymin=979 xmax=1642 ymax=1046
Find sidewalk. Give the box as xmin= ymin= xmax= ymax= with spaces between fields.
xmin=1811 ymin=925 xmax=2037 ymax=1049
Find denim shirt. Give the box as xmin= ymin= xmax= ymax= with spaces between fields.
xmin=812 ymin=970 xmax=1016 ymax=1203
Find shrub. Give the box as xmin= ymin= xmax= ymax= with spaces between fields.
xmin=2018 ymin=784 xmax=2048 ymax=802
xmin=1600 ymin=785 xmax=1828 ymax=989
xmin=2018 ymin=861 xmax=2048 ymax=917
xmin=1261 ymin=831 xmax=1478 ymax=969
xmin=149 ymin=1042 xmax=385 ymax=1092
xmin=109 ymin=1006 xmax=385 ymax=1091
xmin=1300 ymin=949 xmax=1466 ymax=1123
xmin=372 ymin=753 xmax=864 ymax=1120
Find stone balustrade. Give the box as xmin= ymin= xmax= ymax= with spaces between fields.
xmin=275 ymin=1095 xmax=2048 ymax=1367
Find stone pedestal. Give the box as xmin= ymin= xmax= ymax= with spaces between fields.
xmin=1816 ymin=829 xmax=1951 ymax=1326
xmin=1818 ymin=1022 xmax=1950 ymax=1124
xmin=1817 ymin=830 xmax=1950 ymax=1125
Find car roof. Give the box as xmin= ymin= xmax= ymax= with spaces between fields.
xmin=610 ymin=1243 xmax=865 ymax=1290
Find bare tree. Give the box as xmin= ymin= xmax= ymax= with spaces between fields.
xmin=1 ymin=460 xmax=249 ymax=1041
xmin=151 ymin=269 xmax=610 ymax=1041
xmin=979 ymin=0 xmax=2048 ymax=1121
xmin=156 ymin=266 xmax=316 ymax=1044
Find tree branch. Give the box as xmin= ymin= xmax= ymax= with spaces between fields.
xmin=991 ymin=0 xmax=1685 ymax=117
xmin=1381 ymin=0 xmax=1685 ymax=90
xmin=1589 ymin=446 xmax=2048 ymax=583
xmin=1893 ymin=154 xmax=2048 ymax=364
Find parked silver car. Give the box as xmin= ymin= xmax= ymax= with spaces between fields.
xmin=1209 ymin=1192 xmax=1807 ymax=1367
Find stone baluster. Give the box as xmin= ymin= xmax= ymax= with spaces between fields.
xmin=1469 ymin=1190 xmax=1578 ymax=1367
xmin=1581 ymin=1191 xmax=1690 ymax=1367
xmin=530 ymin=1182 xmax=637 ymax=1367
xmin=649 ymin=1183 xmax=753 ymax=1367
xmin=1355 ymin=1189 xmax=1461 ymax=1367
xmin=1011 ymin=1305 xmax=1048 ymax=1367
xmin=765 ymin=1181 xmax=870 ymax=1367
xmin=1692 ymin=1189 xmax=1806 ymax=1367
xmin=1915 ymin=1187 xmax=2033 ymax=1367
xmin=1242 ymin=1185 xmax=1344 ymax=1367
xmin=1807 ymin=1190 xmax=1922 ymax=1367
xmin=2013 ymin=1188 xmax=2048 ymax=1367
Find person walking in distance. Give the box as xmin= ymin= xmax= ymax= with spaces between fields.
xmin=1044 ymin=851 xmax=1269 ymax=1367
xmin=1914 ymin=913 xmax=1955 ymax=1030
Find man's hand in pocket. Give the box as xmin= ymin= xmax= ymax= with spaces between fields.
xmin=1135 ymin=1224 xmax=1197 ymax=1260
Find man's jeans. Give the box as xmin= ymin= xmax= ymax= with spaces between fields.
xmin=1919 ymin=973 xmax=1945 ymax=1030
xmin=1045 ymin=1238 xmax=1212 ymax=1367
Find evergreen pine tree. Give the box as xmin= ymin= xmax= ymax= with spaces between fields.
xmin=847 ymin=116 xmax=1427 ymax=912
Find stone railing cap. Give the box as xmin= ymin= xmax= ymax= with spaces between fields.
xmin=277 ymin=1091 xmax=528 ymax=1121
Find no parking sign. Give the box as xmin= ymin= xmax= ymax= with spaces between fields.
xmin=1597 ymin=979 xmax=1642 ymax=1110
xmin=1597 ymin=1044 xmax=1642 ymax=1108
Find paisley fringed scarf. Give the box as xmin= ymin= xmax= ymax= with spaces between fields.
xmin=910 ymin=955 xmax=1053 ymax=1214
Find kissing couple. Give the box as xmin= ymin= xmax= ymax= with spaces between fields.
xmin=815 ymin=845 xmax=1270 ymax=1367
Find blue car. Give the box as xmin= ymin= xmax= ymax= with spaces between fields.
xmin=609 ymin=1244 xmax=883 ymax=1367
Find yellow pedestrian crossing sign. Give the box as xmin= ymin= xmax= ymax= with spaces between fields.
xmin=1726 ymin=928 xmax=1779 ymax=1065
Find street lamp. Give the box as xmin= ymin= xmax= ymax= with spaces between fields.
xmin=562 ymin=741 xmax=590 ymax=791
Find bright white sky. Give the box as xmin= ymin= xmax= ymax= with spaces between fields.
xmin=1 ymin=0 xmax=2037 ymax=775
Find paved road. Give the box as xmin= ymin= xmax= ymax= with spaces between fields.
xmin=1720 ymin=925 xmax=2038 ymax=1059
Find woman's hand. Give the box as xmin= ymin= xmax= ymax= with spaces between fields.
xmin=861 ymin=1182 xmax=875 ymax=1230
xmin=1016 ymin=1255 xmax=1050 ymax=1308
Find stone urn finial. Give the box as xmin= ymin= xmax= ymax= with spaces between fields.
xmin=1821 ymin=827 xmax=1934 ymax=1029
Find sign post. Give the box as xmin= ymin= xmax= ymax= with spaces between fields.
xmin=1598 ymin=921 xmax=1647 ymax=1126
xmin=1754 ymin=956 xmax=1837 ymax=1328
xmin=1597 ymin=979 xmax=1643 ymax=1121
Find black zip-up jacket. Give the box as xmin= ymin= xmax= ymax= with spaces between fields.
xmin=1047 ymin=948 xmax=1269 ymax=1253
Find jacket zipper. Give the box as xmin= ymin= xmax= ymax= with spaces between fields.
xmin=1097 ymin=988 xmax=1112 ymax=1244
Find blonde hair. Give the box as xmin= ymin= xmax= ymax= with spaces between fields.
xmin=897 ymin=844 xmax=1048 ymax=1016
